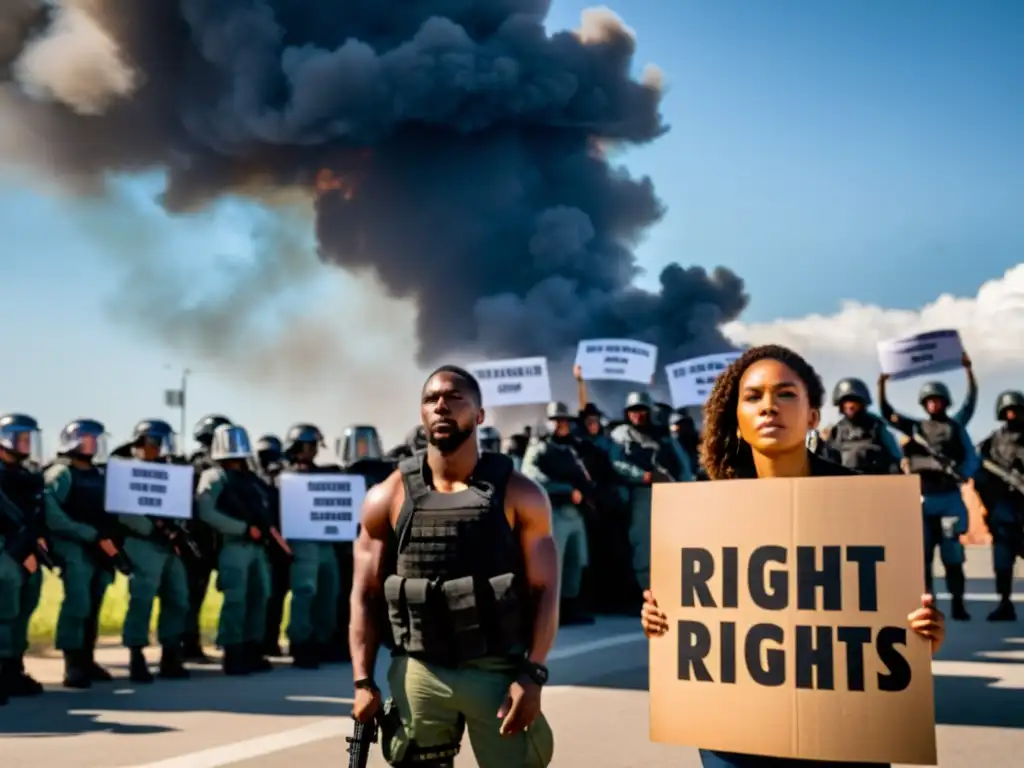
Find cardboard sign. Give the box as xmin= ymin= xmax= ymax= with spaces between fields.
xmin=649 ymin=475 xmax=936 ymax=765
xmin=574 ymin=338 xmax=657 ymax=384
xmin=104 ymin=459 xmax=194 ymax=520
xmin=666 ymin=352 xmax=741 ymax=407
xmin=467 ymin=356 xmax=552 ymax=407
xmin=877 ymin=329 xmax=963 ymax=381
xmin=279 ymin=472 xmax=366 ymax=542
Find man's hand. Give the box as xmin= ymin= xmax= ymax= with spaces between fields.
xmin=98 ymin=538 xmax=118 ymax=557
xmin=878 ymin=372 xmax=890 ymax=384
xmin=573 ymin=364 xmax=583 ymax=382
xmin=352 ymin=686 xmax=382 ymax=724
xmin=570 ymin=489 xmax=583 ymax=505
xmin=497 ymin=678 xmax=542 ymax=737
xmin=642 ymin=471 xmax=652 ymax=484
xmin=22 ymin=553 xmax=38 ymax=574
xmin=962 ymin=351 xmax=972 ymax=369
xmin=248 ymin=525 xmax=262 ymax=541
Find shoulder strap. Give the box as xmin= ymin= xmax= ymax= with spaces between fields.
xmin=394 ymin=453 xmax=429 ymax=551
xmin=472 ymin=452 xmax=515 ymax=513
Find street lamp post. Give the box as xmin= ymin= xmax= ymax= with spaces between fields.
xmin=179 ymin=368 xmax=192 ymax=441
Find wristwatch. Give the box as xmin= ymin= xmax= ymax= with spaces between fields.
xmin=519 ymin=661 xmax=549 ymax=687
xmin=354 ymin=677 xmax=379 ymax=692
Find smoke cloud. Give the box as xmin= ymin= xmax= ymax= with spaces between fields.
xmin=1 ymin=1 xmax=748 ymax=417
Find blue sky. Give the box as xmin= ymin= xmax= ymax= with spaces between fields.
xmin=2 ymin=1 xmax=1022 ymax=451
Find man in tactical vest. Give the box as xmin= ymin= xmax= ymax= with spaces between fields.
xmin=973 ymin=391 xmax=1024 ymax=621
xmin=610 ymin=391 xmax=693 ymax=592
xmin=824 ymin=378 xmax=902 ymax=474
xmin=182 ymin=414 xmax=233 ymax=663
xmin=44 ymin=419 xmax=126 ymax=688
xmin=278 ymin=424 xmax=340 ymax=669
xmin=0 ymin=413 xmax=47 ymax=702
xmin=880 ymin=361 xmax=979 ymax=620
xmin=256 ymin=435 xmax=289 ymax=657
xmin=350 ymin=366 xmax=557 ymax=767
xmin=520 ymin=402 xmax=594 ymax=625
xmin=110 ymin=420 xmax=191 ymax=683
xmin=669 ymin=411 xmax=704 ymax=480
xmin=195 ymin=424 xmax=276 ymax=675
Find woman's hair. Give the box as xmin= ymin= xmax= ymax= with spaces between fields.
xmin=699 ymin=344 xmax=825 ymax=480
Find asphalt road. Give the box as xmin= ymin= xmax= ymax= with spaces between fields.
xmin=5 ymin=548 xmax=1023 ymax=768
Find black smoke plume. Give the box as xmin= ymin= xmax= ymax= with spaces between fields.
xmin=0 ymin=1 xmax=748 ymax=413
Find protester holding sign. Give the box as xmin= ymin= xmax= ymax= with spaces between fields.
xmin=641 ymin=344 xmax=945 ymax=768
xmin=879 ymin=352 xmax=979 ymax=620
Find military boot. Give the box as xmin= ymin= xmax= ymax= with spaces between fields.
xmin=222 ymin=645 xmax=249 ymax=676
xmin=0 ymin=659 xmax=9 ymax=706
xmin=246 ymin=641 xmax=273 ymax=673
xmin=950 ymin=596 xmax=971 ymax=621
xmin=158 ymin=645 xmax=190 ymax=679
xmin=62 ymin=650 xmax=92 ymax=689
xmin=182 ymin=633 xmax=213 ymax=664
xmin=290 ymin=642 xmax=320 ymax=670
xmin=84 ymin=619 xmax=114 ymax=681
xmin=319 ymin=640 xmax=350 ymax=664
xmin=987 ymin=599 xmax=1017 ymax=622
xmin=129 ymin=647 xmax=154 ymax=683
xmin=8 ymin=656 xmax=44 ymax=697
xmin=559 ymin=597 xmax=595 ymax=626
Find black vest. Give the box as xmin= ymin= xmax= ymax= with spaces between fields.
xmin=0 ymin=462 xmax=44 ymax=533
xmin=904 ymin=418 xmax=965 ymax=494
xmin=217 ymin=469 xmax=272 ymax=525
xmin=832 ymin=416 xmax=893 ymax=475
xmin=52 ymin=458 xmax=107 ymax=528
xmin=384 ymin=452 xmax=529 ymax=666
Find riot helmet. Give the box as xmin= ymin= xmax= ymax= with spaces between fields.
xmin=209 ymin=424 xmax=253 ymax=461
xmin=0 ymin=413 xmax=42 ymax=463
xmin=995 ymin=390 xmax=1024 ymax=421
xmin=918 ymin=381 xmax=952 ymax=410
xmin=131 ymin=419 xmax=177 ymax=459
xmin=479 ymin=426 xmax=501 ymax=453
xmin=406 ymin=425 xmax=427 ymax=451
xmin=57 ymin=419 xmax=108 ymax=461
xmin=625 ymin=391 xmax=653 ymax=412
xmin=192 ymin=414 xmax=232 ymax=446
xmin=256 ymin=434 xmax=282 ymax=457
xmin=545 ymin=401 xmax=571 ymax=421
xmin=340 ymin=425 xmax=383 ymax=465
xmin=832 ymin=378 xmax=872 ymax=407
xmin=284 ymin=423 xmax=325 ymax=455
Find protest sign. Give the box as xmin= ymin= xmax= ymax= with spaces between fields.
xmin=666 ymin=352 xmax=741 ymax=407
xmin=649 ymin=475 xmax=936 ymax=765
xmin=467 ymin=356 xmax=552 ymax=407
xmin=104 ymin=459 xmax=194 ymax=520
xmin=877 ymin=329 xmax=963 ymax=381
xmin=574 ymin=338 xmax=657 ymax=384
xmin=279 ymin=472 xmax=366 ymax=542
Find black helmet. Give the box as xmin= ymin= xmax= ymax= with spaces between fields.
xmin=995 ymin=391 xmax=1024 ymax=421
xmin=193 ymin=415 xmax=232 ymax=445
xmin=918 ymin=382 xmax=952 ymax=407
xmin=0 ymin=413 xmax=41 ymax=460
xmin=284 ymin=424 xmax=324 ymax=454
xmin=545 ymin=401 xmax=571 ymax=420
xmin=131 ymin=419 xmax=177 ymax=457
xmin=832 ymin=378 xmax=871 ymax=407
xmin=256 ymin=434 xmax=282 ymax=455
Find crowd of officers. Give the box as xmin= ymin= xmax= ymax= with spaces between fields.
xmin=0 ymin=353 xmax=1022 ymax=705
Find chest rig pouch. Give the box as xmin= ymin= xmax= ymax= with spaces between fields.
xmin=904 ymin=419 xmax=964 ymax=495
xmin=52 ymin=458 xmax=107 ymax=528
xmin=384 ymin=452 xmax=530 ymax=666
xmin=834 ymin=418 xmax=888 ymax=474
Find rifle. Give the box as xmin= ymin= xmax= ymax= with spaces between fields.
xmin=0 ymin=486 xmax=55 ymax=572
xmin=908 ymin=433 xmax=968 ymax=484
xmin=96 ymin=519 xmax=134 ymax=576
xmin=220 ymin=477 xmax=293 ymax=559
xmin=151 ymin=517 xmax=203 ymax=561
xmin=346 ymin=716 xmax=378 ymax=768
xmin=979 ymin=459 xmax=1024 ymax=556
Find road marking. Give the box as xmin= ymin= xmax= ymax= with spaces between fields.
xmin=549 ymin=631 xmax=645 ymax=660
xmin=936 ymin=592 xmax=1002 ymax=602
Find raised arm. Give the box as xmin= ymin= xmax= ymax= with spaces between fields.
xmin=510 ymin=472 xmax=560 ymax=665
xmin=953 ymin=353 xmax=977 ymax=427
xmin=878 ymin=373 xmax=919 ymax=436
xmin=573 ymin=364 xmax=589 ymax=413
xmin=349 ymin=471 xmax=399 ymax=682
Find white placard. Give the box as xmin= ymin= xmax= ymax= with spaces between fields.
xmin=574 ymin=338 xmax=657 ymax=384
xmin=279 ymin=472 xmax=366 ymax=542
xmin=877 ymin=329 xmax=963 ymax=381
xmin=103 ymin=459 xmax=194 ymax=520
xmin=666 ymin=351 xmax=742 ymax=407
xmin=467 ymin=356 xmax=552 ymax=407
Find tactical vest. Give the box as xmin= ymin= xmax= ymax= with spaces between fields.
xmin=987 ymin=426 xmax=1024 ymax=472
xmin=833 ymin=417 xmax=891 ymax=474
xmin=614 ymin=424 xmax=680 ymax=479
xmin=217 ymin=469 xmax=271 ymax=525
xmin=50 ymin=457 xmax=107 ymax=528
xmin=384 ymin=452 xmax=530 ymax=666
xmin=904 ymin=418 xmax=965 ymax=495
xmin=0 ymin=462 xmax=44 ymax=521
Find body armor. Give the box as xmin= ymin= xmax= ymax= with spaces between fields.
xmin=217 ymin=470 xmax=272 ymax=525
xmin=831 ymin=417 xmax=893 ymax=474
xmin=384 ymin=452 xmax=529 ymax=666
xmin=611 ymin=424 xmax=682 ymax=480
xmin=904 ymin=418 xmax=965 ymax=494
xmin=52 ymin=457 xmax=107 ymax=528
xmin=0 ymin=463 xmax=44 ymax=521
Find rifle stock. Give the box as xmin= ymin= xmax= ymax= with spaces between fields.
xmin=346 ymin=716 xmax=378 ymax=768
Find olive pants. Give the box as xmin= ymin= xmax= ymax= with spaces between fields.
xmin=122 ymin=537 xmax=190 ymax=648
xmin=51 ymin=539 xmax=113 ymax=651
xmin=215 ymin=540 xmax=270 ymax=647
xmin=286 ymin=540 xmax=339 ymax=645
xmin=384 ymin=655 xmax=554 ymax=767
xmin=551 ymin=505 xmax=588 ymax=600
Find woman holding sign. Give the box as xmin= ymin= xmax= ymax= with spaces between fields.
xmin=640 ymin=344 xmax=946 ymax=768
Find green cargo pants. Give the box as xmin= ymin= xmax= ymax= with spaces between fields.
xmin=215 ymin=540 xmax=270 ymax=647
xmin=122 ymin=537 xmax=190 ymax=648
xmin=551 ymin=504 xmax=588 ymax=600
xmin=286 ymin=540 xmax=339 ymax=646
xmin=11 ymin=567 xmax=42 ymax=656
xmin=384 ymin=655 xmax=554 ymax=767
xmin=627 ymin=486 xmax=652 ymax=592
xmin=51 ymin=538 xmax=113 ymax=651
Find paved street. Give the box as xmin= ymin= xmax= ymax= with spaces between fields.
xmin=4 ymin=548 xmax=1023 ymax=767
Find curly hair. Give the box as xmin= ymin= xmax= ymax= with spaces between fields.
xmin=699 ymin=344 xmax=825 ymax=480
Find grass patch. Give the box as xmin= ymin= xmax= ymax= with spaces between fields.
xmin=28 ymin=570 xmax=291 ymax=649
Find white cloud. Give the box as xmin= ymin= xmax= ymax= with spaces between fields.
xmin=723 ymin=264 xmax=1024 ymax=437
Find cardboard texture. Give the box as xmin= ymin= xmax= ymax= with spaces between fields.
xmin=649 ymin=475 xmax=938 ymax=765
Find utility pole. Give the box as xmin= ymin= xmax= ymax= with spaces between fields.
xmin=164 ymin=366 xmax=193 ymax=446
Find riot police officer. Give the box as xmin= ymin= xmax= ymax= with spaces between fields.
xmin=824 ymin=378 xmax=901 ymax=474
xmin=256 ymin=435 xmax=283 ymax=475
xmin=880 ymin=365 xmax=979 ymax=620
xmin=112 ymin=420 xmax=190 ymax=683
xmin=44 ymin=419 xmax=125 ymax=688
xmin=385 ymin=425 xmax=427 ymax=461
xmin=182 ymin=414 xmax=232 ymax=663
xmin=521 ymin=402 xmax=594 ymax=625
xmin=195 ymin=424 xmax=278 ymax=675
xmin=0 ymin=414 xmax=47 ymax=701
xmin=255 ymin=435 xmax=288 ymax=657
xmin=279 ymin=424 xmax=340 ymax=668
xmin=973 ymin=391 xmax=1024 ymax=621
xmin=479 ymin=425 xmax=502 ymax=453
xmin=610 ymin=391 xmax=693 ymax=592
